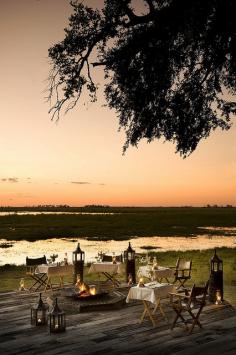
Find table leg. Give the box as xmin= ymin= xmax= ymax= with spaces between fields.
xmin=140 ymin=301 xmax=157 ymax=327
xmin=153 ymin=297 xmax=168 ymax=322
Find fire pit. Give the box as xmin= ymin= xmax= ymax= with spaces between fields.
xmin=56 ymin=282 xmax=127 ymax=313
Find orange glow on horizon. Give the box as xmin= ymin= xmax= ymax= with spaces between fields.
xmin=0 ymin=0 xmax=235 ymax=208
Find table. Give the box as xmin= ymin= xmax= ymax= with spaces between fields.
xmin=36 ymin=264 xmax=74 ymax=290
xmin=88 ymin=262 xmax=122 ymax=287
xmin=138 ymin=265 xmax=174 ymax=283
xmin=126 ymin=282 xmax=174 ymax=326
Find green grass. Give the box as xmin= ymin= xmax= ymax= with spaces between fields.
xmin=0 ymin=207 xmax=236 ymax=241
xmin=1 ymin=248 xmax=235 ymax=306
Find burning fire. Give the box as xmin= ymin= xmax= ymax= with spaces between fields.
xmin=75 ymin=281 xmax=97 ymax=298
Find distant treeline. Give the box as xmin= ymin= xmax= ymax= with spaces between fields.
xmin=0 ymin=204 xmax=234 ymax=212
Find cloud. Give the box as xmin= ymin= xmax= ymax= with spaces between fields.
xmin=98 ymin=183 xmax=106 ymax=186
xmin=15 ymin=193 xmax=35 ymax=198
xmin=71 ymin=181 xmax=90 ymax=185
xmin=1 ymin=177 xmax=19 ymax=183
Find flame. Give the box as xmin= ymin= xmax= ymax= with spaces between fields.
xmin=89 ymin=286 xmax=96 ymax=295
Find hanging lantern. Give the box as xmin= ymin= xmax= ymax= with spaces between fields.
xmin=49 ymin=298 xmax=66 ymax=333
xmin=72 ymin=243 xmax=85 ymax=283
xmin=124 ymin=242 xmax=136 ymax=283
xmin=208 ymin=249 xmax=223 ymax=303
xmin=31 ymin=293 xmax=48 ymax=326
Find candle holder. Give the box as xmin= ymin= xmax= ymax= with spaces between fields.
xmin=49 ymin=298 xmax=66 ymax=333
xmin=138 ymin=277 xmax=145 ymax=287
xmin=19 ymin=278 xmax=26 ymax=291
xmin=128 ymin=273 xmax=133 ymax=286
xmin=31 ymin=293 xmax=48 ymax=326
xmin=215 ymin=289 xmax=222 ymax=305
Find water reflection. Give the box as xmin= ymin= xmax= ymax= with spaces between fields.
xmin=0 ymin=211 xmax=116 ymax=216
xmin=0 ymin=235 xmax=235 ymax=266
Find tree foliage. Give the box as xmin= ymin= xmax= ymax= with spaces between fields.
xmin=48 ymin=0 xmax=236 ymax=156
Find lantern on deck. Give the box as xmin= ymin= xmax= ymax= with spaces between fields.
xmin=72 ymin=243 xmax=85 ymax=284
xmin=31 ymin=293 xmax=48 ymax=326
xmin=124 ymin=242 xmax=136 ymax=284
xmin=208 ymin=249 xmax=223 ymax=303
xmin=49 ymin=298 xmax=66 ymax=333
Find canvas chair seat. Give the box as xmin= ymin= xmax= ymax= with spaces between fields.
xmin=169 ymin=281 xmax=209 ymax=334
xmin=26 ymin=256 xmax=48 ymax=292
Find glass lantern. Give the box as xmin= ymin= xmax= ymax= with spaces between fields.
xmin=215 ymin=289 xmax=222 ymax=305
xmin=72 ymin=243 xmax=85 ymax=263
xmin=211 ymin=249 xmax=223 ymax=272
xmin=49 ymin=298 xmax=66 ymax=333
xmin=19 ymin=278 xmax=25 ymax=291
xmin=72 ymin=243 xmax=85 ymax=283
xmin=31 ymin=293 xmax=48 ymax=326
xmin=124 ymin=242 xmax=135 ymax=261
xmin=128 ymin=273 xmax=133 ymax=286
xmin=124 ymin=242 xmax=136 ymax=283
xmin=209 ymin=249 xmax=224 ymax=303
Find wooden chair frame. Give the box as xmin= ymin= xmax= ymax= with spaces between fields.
xmin=173 ymin=258 xmax=192 ymax=290
xmin=169 ymin=281 xmax=209 ymax=334
xmin=26 ymin=256 xmax=48 ymax=292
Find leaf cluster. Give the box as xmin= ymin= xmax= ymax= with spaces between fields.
xmin=48 ymin=0 xmax=236 ymax=156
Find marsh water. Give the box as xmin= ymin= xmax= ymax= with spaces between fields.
xmin=1 ymin=233 xmax=236 ymax=266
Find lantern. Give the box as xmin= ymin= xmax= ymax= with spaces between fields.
xmin=138 ymin=277 xmax=145 ymax=287
xmin=72 ymin=243 xmax=85 ymax=283
xmin=215 ymin=289 xmax=222 ymax=305
xmin=208 ymin=249 xmax=223 ymax=303
xmin=128 ymin=273 xmax=133 ymax=286
xmin=19 ymin=278 xmax=25 ymax=291
xmin=124 ymin=242 xmax=136 ymax=283
xmin=49 ymin=298 xmax=66 ymax=333
xmin=31 ymin=293 xmax=48 ymax=326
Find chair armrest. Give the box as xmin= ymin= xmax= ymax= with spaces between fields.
xmin=169 ymin=292 xmax=191 ymax=306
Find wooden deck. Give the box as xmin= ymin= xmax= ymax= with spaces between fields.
xmin=0 ymin=288 xmax=236 ymax=355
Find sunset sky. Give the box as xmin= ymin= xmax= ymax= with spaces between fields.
xmin=0 ymin=0 xmax=236 ymax=207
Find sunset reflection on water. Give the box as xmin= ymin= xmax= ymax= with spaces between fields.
xmin=0 ymin=232 xmax=236 ymax=265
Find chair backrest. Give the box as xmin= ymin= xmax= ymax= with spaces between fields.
xmin=102 ymin=254 xmax=113 ymax=262
xmin=102 ymin=254 xmax=123 ymax=262
xmin=188 ymin=281 xmax=209 ymax=306
xmin=26 ymin=255 xmax=47 ymax=266
xmin=176 ymin=258 xmax=192 ymax=277
xmin=115 ymin=254 xmax=123 ymax=262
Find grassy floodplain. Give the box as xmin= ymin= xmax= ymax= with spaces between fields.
xmin=1 ymin=207 xmax=235 ymax=305
xmin=0 ymin=206 xmax=236 ymax=241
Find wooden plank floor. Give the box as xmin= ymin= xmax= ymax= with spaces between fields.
xmin=0 ymin=289 xmax=236 ymax=355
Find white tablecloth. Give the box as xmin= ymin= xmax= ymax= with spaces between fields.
xmin=126 ymin=282 xmax=174 ymax=304
xmin=36 ymin=264 xmax=74 ymax=277
xmin=88 ymin=262 xmax=122 ymax=274
xmin=138 ymin=265 xmax=174 ymax=280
